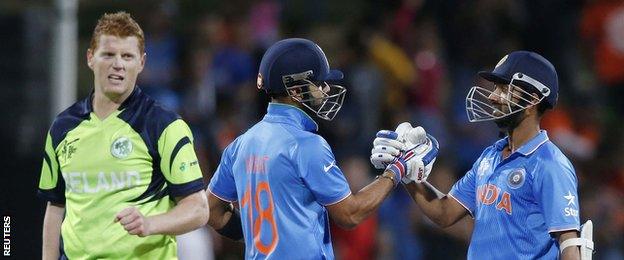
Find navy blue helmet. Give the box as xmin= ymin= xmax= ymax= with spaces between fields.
xmin=466 ymin=51 xmax=559 ymax=122
xmin=257 ymin=38 xmax=346 ymax=121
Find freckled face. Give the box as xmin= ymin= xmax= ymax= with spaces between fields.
xmin=87 ymin=35 xmax=145 ymax=99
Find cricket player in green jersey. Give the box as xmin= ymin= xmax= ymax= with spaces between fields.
xmin=37 ymin=12 xmax=209 ymax=259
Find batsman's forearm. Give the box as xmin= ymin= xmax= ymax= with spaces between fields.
xmin=346 ymin=174 xmax=395 ymax=227
xmin=560 ymin=245 xmax=581 ymax=260
xmin=42 ymin=202 xmax=65 ymax=260
xmin=404 ymin=182 xmax=456 ymax=227
xmin=207 ymin=193 xmax=233 ymax=230
xmin=148 ymin=191 xmax=209 ymax=236
xmin=559 ymin=231 xmax=581 ymax=260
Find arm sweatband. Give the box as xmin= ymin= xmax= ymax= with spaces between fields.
xmin=216 ymin=207 xmax=243 ymax=241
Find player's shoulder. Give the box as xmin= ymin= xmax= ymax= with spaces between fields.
xmin=294 ymin=131 xmax=331 ymax=155
xmin=223 ymin=134 xmax=244 ymax=154
xmin=118 ymin=87 xmax=182 ymax=137
xmin=49 ymin=96 xmax=92 ymax=148
xmin=295 ymin=131 xmax=329 ymax=147
xmin=531 ymin=140 xmax=575 ymax=178
xmin=535 ymin=140 xmax=572 ymax=165
xmin=124 ymin=87 xmax=181 ymax=124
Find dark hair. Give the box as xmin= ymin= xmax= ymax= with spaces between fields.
xmin=514 ymin=82 xmax=551 ymax=117
xmin=268 ymin=92 xmax=289 ymax=99
xmin=537 ymin=100 xmax=550 ymax=117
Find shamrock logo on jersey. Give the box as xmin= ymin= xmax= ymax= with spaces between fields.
xmin=111 ymin=137 xmax=133 ymax=159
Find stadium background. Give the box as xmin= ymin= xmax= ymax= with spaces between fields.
xmin=1 ymin=0 xmax=623 ymax=259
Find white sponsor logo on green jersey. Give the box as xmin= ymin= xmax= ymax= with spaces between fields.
xmin=63 ymin=171 xmax=140 ymax=193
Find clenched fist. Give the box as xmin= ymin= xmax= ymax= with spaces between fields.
xmin=115 ymin=206 xmax=152 ymax=237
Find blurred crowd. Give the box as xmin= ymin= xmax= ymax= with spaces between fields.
xmin=74 ymin=0 xmax=624 ymax=259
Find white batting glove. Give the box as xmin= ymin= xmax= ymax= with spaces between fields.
xmin=401 ymin=128 xmax=439 ymax=184
xmin=370 ymin=122 xmax=440 ymax=184
xmin=370 ymin=122 xmax=414 ymax=169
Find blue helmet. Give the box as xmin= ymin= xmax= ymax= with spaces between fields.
xmin=466 ymin=51 xmax=559 ymax=122
xmin=478 ymin=51 xmax=558 ymax=108
xmin=257 ymin=38 xmax=346 ymax=121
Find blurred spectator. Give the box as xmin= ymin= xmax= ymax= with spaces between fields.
xmin=541 ymin=102 xmax=600 ymax=161
xmin=248 ymin=0 xmax=281 ymax=49
xmin=377 ymin=188 xmax=424 ymax=260
xmin=205 ymin=15 xmax=255 ymax=101
xmin=138 ymin=4 xmax=182 ymax=111
xmin=581 ymin=0 xmax=624 ymax=103
xmin=369 ymin=32 xmax=416 ymax=110
xmin=581 ymin=0 xmax=624 ymax=154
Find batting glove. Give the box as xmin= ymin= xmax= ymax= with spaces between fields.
xmin=401 ymin=129 xmax=440 ymax=184
xmin=381 ymin=133 xmax=438 ymax=186
xmin=370 ymin=122 xmax=414 ymax=169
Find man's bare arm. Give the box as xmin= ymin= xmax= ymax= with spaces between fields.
xmin=326 ymin=172 xmax=395 ymax=229
xmin=403 ymin=181 xmax=468 ymax=227
xmin=557 ymin=230 xmax=581 ymax=260
xmin=206 ymin=191 xmax=243 ymax=241
xmin=116 ymin=190 xmax=209 ymax=236
xmin=42 ymin=202 xmax=65 ymax=260
xmin=207 ymin=192 xmax=233 ymax=230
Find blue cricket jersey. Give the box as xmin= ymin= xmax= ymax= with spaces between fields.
xmin=449 ymin=130 xmax=580 ymax=259
xmin=208 ymin=103 xmax=352 ymax=259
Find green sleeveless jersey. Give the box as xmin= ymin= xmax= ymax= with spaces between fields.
xmin=38 ymin=87 xmax=204 ymax=259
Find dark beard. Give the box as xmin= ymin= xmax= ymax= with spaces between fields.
xmin=494 ymin=111 xmax=526 ymax=131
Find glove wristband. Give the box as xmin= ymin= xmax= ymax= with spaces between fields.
xmin=385 ymin=158 xmax=407 ymax=187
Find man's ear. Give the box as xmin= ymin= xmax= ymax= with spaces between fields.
xmin=137 ymin=52 xmax=146 ymax=73
xmin=288 ymin=88 xmax=302 ymax=101
xmin=527 ymin=93 xmax=541 ymax=116
xmin=87 ymin=49 xmax=94 ymax=69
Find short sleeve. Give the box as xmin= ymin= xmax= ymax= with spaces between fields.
xmin=207 ymin=141 xmax=238 ymax=202
xmin=532 ymin=158 xmax=580 ymax=233
xmin=449 ymin=163 xmax=478 ymax=217
xmin=296 ymin=136 xmax=351 ymax=205
xmin=37 ymin=132 xmax=66 ymax=204
xmin=157 ymin=119 xmax=204 ymax=198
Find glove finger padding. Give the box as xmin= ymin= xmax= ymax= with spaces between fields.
xmin=402 ymin=126 xmax=428 ymax=152
xmin=371 ymin=145 xmax=401 ymax=156
xmin=373 ymin=138 xmax=404 ymax=150
xmin=394 ymin=122 xmax=413 ymax=140
xmin=374 ymin=129 xmax=404 ymax=151
xmin=370 ymin=152 xmax=397 ymax=169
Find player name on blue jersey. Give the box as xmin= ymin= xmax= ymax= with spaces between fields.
xmin=209 ymin=103 xmax=352 ymax=259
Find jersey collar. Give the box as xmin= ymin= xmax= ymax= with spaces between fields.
xmin=85 ymin=86 xmax=143 ymax=113
xmin=264 ymin=103 xmax=319 ymax=132
xmin=118 ymin=86 xmax=142 ymax=110
xmin=494 ymin=130 xmax=549 ymax=156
